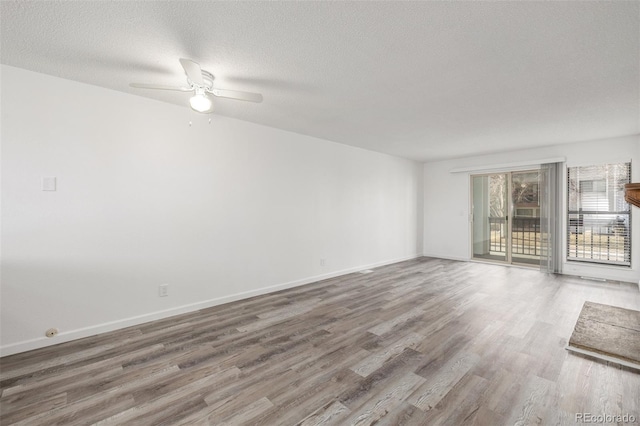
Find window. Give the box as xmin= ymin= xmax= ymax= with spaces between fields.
xmin=567 ymin=163 xmax=631 ymax=266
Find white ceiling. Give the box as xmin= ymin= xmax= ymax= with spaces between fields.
xmin=1 ymin=1 xmax=638 ymax=162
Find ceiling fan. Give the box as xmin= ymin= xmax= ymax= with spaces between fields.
xmin=130 ymin=58 xmax=263 ymax=114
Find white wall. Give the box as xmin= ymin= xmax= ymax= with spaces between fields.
xmin=0 ymin=65 xmax=423 ymax=356
xmin=423 ymin=135 xmax=640 ymax=283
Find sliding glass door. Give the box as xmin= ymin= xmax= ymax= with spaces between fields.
xmin=472 ymin=173 xmax=508 ymax=262
xmin=511 ymin=171 xmax=541 ymax=265
xmin=471 ymin=170 xmax=541 ymax=266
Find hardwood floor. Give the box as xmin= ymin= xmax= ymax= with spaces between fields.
xmin=1 ymin=257 xmax=639 ymax=425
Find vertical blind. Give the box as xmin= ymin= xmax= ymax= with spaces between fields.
xmin=540 ymin=163 xmax=562 ymax=274
xmin=567 ymin=162 xmax=631 ymax=266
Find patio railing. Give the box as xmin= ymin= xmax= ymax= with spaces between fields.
xmin=488 ymin=217 xmax=540 ymax=256
xmin=567 ymin=213 xmax=630 ymax=265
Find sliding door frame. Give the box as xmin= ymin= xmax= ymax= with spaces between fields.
xmin=470 ymin=170 xmax=540 ymax=267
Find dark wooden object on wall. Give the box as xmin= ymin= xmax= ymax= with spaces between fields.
xmin=625 ymin=183 xmax=640 ymax=208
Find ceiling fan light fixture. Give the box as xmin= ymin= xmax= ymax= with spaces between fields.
xmin=189 ymin=88 xmax=213 ymax=113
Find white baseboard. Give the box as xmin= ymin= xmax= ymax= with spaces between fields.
xmin=0 ymin=254 xmax=420 ymax=357
xmin=421 ymin=253 xmax=469 ymax=262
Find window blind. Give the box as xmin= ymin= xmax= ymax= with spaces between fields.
xmin=567 ymin=163 xmax=631 ymax=266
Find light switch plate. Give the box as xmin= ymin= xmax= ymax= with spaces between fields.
xmin=42 ymin=176 xmax=57 ymax=191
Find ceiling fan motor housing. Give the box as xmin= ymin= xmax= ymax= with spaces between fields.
xmin=188 ymin=70 xmax=215 ymax=91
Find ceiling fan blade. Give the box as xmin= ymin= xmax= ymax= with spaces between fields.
xmin=210 ymin=88 xmax=263 ymax=103
xmin=130 ymin=83 xmax=192 ymax=92
xmin=179 ymin=58 xmax=205 ymax=86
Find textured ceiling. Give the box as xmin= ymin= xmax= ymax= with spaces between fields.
xmin=1 ymin=1 xmax=638 ymax=162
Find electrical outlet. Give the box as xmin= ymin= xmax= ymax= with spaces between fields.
xmin=159 ymin=284 xmax=169 ymax=297
xmin=320 ymin=258 xmax=326 ymax=267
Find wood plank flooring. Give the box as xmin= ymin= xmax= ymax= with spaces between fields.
xmin=1 ymin=257 xmax=639 ymax=425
